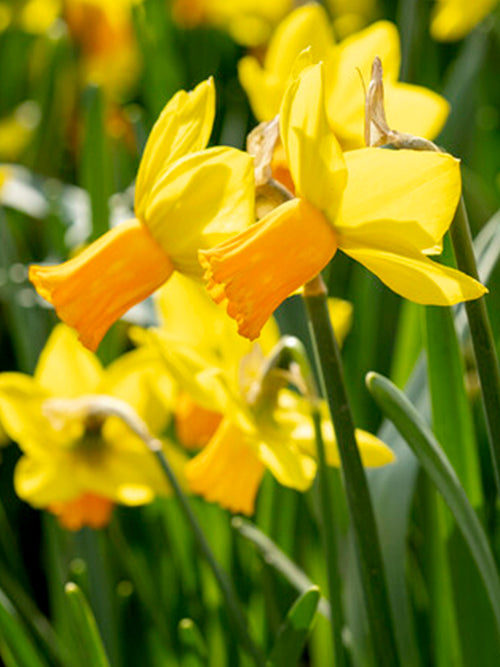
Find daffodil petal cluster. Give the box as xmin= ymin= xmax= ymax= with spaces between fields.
xmin=29 ymin=78 xmax=255 ymax=351
xmin=201 ymin=62 xmax=486 ymax=341
xmin=135 ymin=277 xmax=393 ymax=516
xmin=239 ymin=3 xmax=449 ymax=148
xmin=431 ymin=0 xmax=498 ymax=41
xmin=0 ymin=325 xmax=185 ymax=530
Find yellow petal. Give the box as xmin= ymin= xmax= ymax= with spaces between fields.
xmin=256 ymin=436 xmax=317 ymax=491
xmin=287 ymin=400 xmax=395 ymax=467
xmin=280 ymin=63 xmax=347 ymax=216
xmin=200 ymin=197 xmax=338 ymax=341
xmin=15 ymin=456 xmax=77 ymax=507
xmin=73 ymin=446 xmax=170 ymax=505
xmin=186 ymin=418 xmax=265 ymax=515
xmin=144 ymin=146 xmax=254 ymax=278
xmin=238 ymin=57 xmax=286 ymax=123
xmin=135 ymin=78 xmax=215 ymax=218
xmin=103 ymin=347 xmax=175 ymax=435
xmin=337 ymin=148 xmax=461 ymax=251
xmin=384 ymin=82 xmax=449 ymax=141
xmin=135 ymin=328 xmax=244 ymax=418
xmin=30 ymin=219 xmax=174 ymax=351
xmin=327 ymin=297 xmax=353 ymax=347
xmin=340 ymin=241 xmax=487 ymax=305
xmin=35 ymin=325 xmax=103 ymax=397
xmin=265 ymin=3 xmax=333 ymax=79
xmin=431 ymin=0 xmax=498 ymax=41
xmin=321 ymin=427 xmax=395 ymax=467
xmin=0 ymin=374 xmax=62 ymax=455
xmin=238 ymin=3 xmax=333 ymax=121
xmin=155 ymin=272 xmax=253 ymax=366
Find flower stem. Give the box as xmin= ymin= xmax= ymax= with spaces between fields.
xmin=151 ymin=446 xmax=266 ymax=667
xmin=105 ymin=401 xmax=265 ymax=666
xmin=449 ymin=197 xmax=500 ymax=497
xmin=311 ymin=404 xmax=348 ymax=667
xmin=303 ymin=275 xmax=400 ymax=666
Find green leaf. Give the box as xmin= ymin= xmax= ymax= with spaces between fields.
xmin=80 ymin=84 xmax=113 ymax=242
xmin=268 ymin=587 xmax=320 ymax=667
xmin=366 ymin=371 xmax=500 ymax=636
xmin=64 ymin=583 xmax=111 ymax=667
xmin=0 ymin=589 xmax=49 ymax=667
xmin=365 ymin=211 xmax=500 ymax=667
xmin=232 ymin=518 xmax=331 ymax=621
xmin=178 ymin=618 xmax=208 ymax=666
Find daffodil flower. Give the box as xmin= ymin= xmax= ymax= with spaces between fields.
xmin=431 ymin=0 xmax=498 ymax=41
xmin=239 ymin=3 xmax=449 ymax=149
xmin=135 ymin=276 xmax=393 ymax=515
xmin=29 ymin=78 xmax=254 ymax=351
xmin=0 ymin=325 xmax=185 ymax=530
xmin=201 ymin=62 xmax=487 ymax=341
xmin=172 ymin=0 xmax=292 ymax=46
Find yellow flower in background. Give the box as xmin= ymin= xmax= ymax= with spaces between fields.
xmin=2 ymin=0 xmax=141 ymax=99
xmin=63 ymin=0 xmax=142 ymax=98
xmin=202 ymin=62 xmax=486 ymax=341
xmin=0 ymin=325 xmax=184 ymax=531
xmin=239 ymin=3 xmax=449 ymax=149
xmin=172 ymin=0 xmax=293 ymax=46
xmin=29 ymin=78 xmax=254 ymax=351
xmin=431 ymin=0 xmax=498 ymax=41
xmin=136 ymin=276 xmax=392 ymax=515
xmin=326 ymin=0 xmax=375 ymax=37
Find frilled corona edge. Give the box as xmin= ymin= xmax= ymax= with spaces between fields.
xmin=199 ymin=198 xmax=338 ymax=341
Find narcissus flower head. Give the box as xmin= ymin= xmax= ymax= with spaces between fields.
xmin=29 ymin=78 xmax=255 ymax=351
xmin=201 ymin=62 xmax=487 ymax=341
xmin=135 ymin=278 xmax=392 ymax=515
xmin=239 ymin=3 xmax=449 ymax=149
xmin=0 ymin=325 xmax=185 ymax=530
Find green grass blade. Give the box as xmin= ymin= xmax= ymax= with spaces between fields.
xmin=0 ymin=589 xmax=49 ymax=667
xmin=268 ymin=587 xmax=320 ymax=667
xmin=232 ymin=518 xmax=331 ymax=621
xmin=366 ymin=371 xmax=500 ymax=635
xmin=64 ymin=583 xmax=111 ymax=667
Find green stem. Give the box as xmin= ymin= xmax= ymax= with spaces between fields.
xmin=303 ymin=276 xmax=400 ymax=667
xmin=151 ymin=446 xmax=266 ymax=667
xmin=311 ymin=405 xmax=348 ymax=667
xmin=103 ymin=401 xmax=265 ymax=666
xmin=449 ymin=197 xmax=500 ymax=496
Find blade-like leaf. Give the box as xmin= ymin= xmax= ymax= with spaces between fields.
xmin=0 ymin=590 xmax=49 ymax=667
xmin=268 ymin=587 xmax=320 ymax=667
xmin=64 ymin=583 xmax=111 ymax=667
xmin=366 ymin=371 xmax=500 ymax=635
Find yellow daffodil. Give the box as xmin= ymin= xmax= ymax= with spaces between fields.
xmin=201 ymin=62 xmax=486 ymax=341
xmin=0 ymin=325 xmax=184 ymax=530
xmin=135 ymin=276 xmax=392 ymax=515
xmin=239 ymin=3 xmax=449 ymax=149
xmin=431 ymin=0 xmax=498 ymax=41
xmin=6 ymin=0 xmax=140 ymax=98
xmin=326 ymin=0 xmax=375 ymax=37
xmin=172 ymin=0 xmax=293 ymax=46
xmin=63 ymin=0 xmax=141 ymax=98
xmin=29 ymin=78 xmax=254 ymax=351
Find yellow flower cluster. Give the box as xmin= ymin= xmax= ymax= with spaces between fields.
xmin=0 ymin=8 xmax=489 ymax=528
